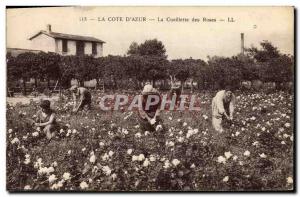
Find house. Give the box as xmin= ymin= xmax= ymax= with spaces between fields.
xmin=29 ymin=24 xmax=105 ymax=57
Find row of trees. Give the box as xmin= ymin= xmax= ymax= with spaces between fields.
xmin=7 ymin=39 xmax=294 ymax=95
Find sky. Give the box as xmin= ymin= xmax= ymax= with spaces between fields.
xmin=6 ymin=6 xmax=294 ymax=60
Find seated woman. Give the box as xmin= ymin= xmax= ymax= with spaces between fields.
xmin=35 ymin=100 xmax=58 ymax=140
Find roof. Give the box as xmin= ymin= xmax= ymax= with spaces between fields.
xmin=29 ymin=30 xmax=105 ymax=43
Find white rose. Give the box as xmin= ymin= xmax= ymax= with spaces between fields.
xmin=163 ymin=160 xmax=171 ymax=169
xmin=80 ymin=181 xmax=89 ymax=189
xmin=135 ymin=132 xmax=142 ymax=138
xmin=172 ymin=159 xmax=180 ymax=167
xmin=127 ymin=149 xmax=133 ymax=155
xmin=224 ymin=151 xmax=233 ymax=159
xmin=259 ymin=153 xmax=267 ymax=158
xmin=111 ymin=173 xmax=117 ymax=180
xmin=156 ymin=124 xmax=163 ymax=131
xmin=243 ymin=150 xmax=250 ymax=157
xmin=222 ymin=176 xmax=229 ymax=182
xmin=138 ymin=154 xmax=145 ymax=161
xmin=150 ymin=119 xmax=156 ymax=125
xmin=11 ymin=137 xmax=20 ymax=144
xmin=232 ymin=155 xmax=238 ymax=161
xmin=102 ymin=166 xmax=112 ymax=176
xmin=143 ymin=158 xmax=150 ymax=167
xmin=132 ymin=155 xmax=138 ymax=161
xmin=89 ymin=154 xmax=96 ymax=163
xmin=108 ymin=151 xmax=114 ymax=157
xmin=48 ymin=174 xmax=57 ymax=184
xmin=217 ymin=156 xmax=226 ymax=164
xmin=63 ymin=172 xmax=71 ymax=181
xmin=149 ymin=155 xmax=156 ymax=162
xmin=47 ymin=166 xmax=55 ymax=174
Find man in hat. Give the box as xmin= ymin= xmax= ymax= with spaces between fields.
xmin=212 ymin=87 xmax=236 ymax=133
xmin=34 ymin=100 xmax=58 ymax=140
xmin=137 ymin=84 xmax=166 ymax=149
xmin=138 ymin=84 xmax=162 ymax=131
xmin=70 ymin=85 xmax=92 ymax=113
xmin=137 ymin=84 xmax=167 ymax=149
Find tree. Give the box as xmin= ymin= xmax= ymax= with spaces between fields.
xmin=102 ymin=55 xmax=126 ymax=90
xmin=39 ymin=52 xmax=61 ymax=89
xmin=75 ymin=55 xmax=98 ymax=86
xmin=190 ymin=59 xmax=209 ymax=91
xmin=246 ymin=41 xmax=294 ymax=89
xmin=59 ymin=55 xmax=77 ymax=89
xmin=59 ymin=55 xmax=98 ymax=87
xmin=169 ymin=59 xmax=190 ymax=90
xmin=123 ymin=55 xmax=144 ymax=89
xmin=260 ymin=54 xmax=293 ymax=89
xmin=10 ymin=52 xmax=41 ymax=95
xmin=127 ymin=42 xmax=139 ymax=56
xmin=169 ymin=58 xmax=208 ymax=92
xmin=143 ymin=56 xmax=168 ymax=86
xmin=127 ymin=39 xmax=168 ymax=88
xmin=235 ymin=54 xmax=259 ymax=82
xmin=127 ymin=39 xmax=167 ymax=58
xmin=247 ymin=41 xmax=280 ymax=62
xmin=208 ymin=56 xmax=242 ymax=89
xmin=7 ymin=55 xmax=19 ymax=90
xmin=94 ymin=57 xmax=105 ymax=90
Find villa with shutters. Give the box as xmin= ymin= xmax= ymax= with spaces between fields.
xmin=28 ymin=24 xmax=105 ymax=57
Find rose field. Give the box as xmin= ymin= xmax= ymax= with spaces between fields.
xmin=6 ymin=90 xmax=294 ymax=191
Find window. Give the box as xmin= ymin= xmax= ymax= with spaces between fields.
xmin=62 ymin=40 xmax=68 ymax=53
xmin=92 ymin=42 xmax=97 ymax=55
xmin=76 ymin=41 xmax=85 ymax=55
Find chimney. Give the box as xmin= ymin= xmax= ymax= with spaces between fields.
xmin=47 ymin=24 xmax=52 ymax=33
xmin=241 ymin=33 xmax=245 ymax=55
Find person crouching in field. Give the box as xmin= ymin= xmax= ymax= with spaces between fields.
xmin=34 ymin=100 xmax=58 ymax=140
xmin=70 ymin=85 xmax=92 ymax=113
xmin=138 ymin=84 xmax=165 ymax=147
xmin=212 ymin=87 xmax=236 ymax=133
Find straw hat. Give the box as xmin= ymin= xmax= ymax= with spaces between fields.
xmin=142 ymin=84 xmax=157 ymax=95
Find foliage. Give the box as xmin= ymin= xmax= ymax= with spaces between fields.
xmin=6 ymin=40 xmax=294 ymax=93
xmin=127 ymin=39 xmax=167 ymax=58
xmin=246 ymin=41 xmax=294 ymax=88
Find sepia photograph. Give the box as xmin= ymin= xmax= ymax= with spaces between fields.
xmin=6 ymin=6 xmax=294 ymax=192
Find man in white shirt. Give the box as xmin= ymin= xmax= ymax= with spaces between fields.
xmin=212 ymin=88 xmax=236 ymax=133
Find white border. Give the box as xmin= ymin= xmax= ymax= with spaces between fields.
xmin=0 ymin=1 xmax=299 ymax=197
